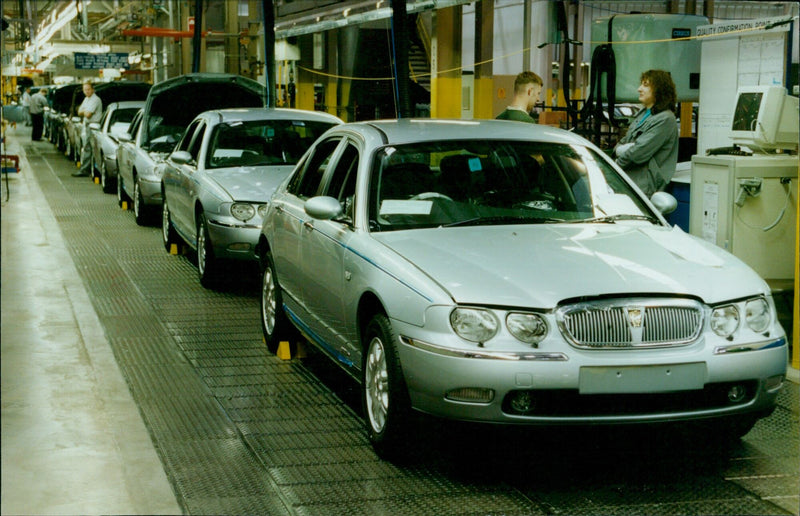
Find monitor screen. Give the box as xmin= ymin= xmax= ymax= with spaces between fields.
xmin=731 ymin=92 xmax=762 ymax=132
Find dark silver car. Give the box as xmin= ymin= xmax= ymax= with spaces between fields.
xmin=256 ymin=119 xmax=788 ymax=459
xmin=161 ymin=107 xmax=342 ymax=287
xmin=116 ymin=73 xmax=265 ymax=225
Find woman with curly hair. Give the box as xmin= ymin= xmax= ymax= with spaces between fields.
xmin=613 ymin=69 xmax=679 ymax=196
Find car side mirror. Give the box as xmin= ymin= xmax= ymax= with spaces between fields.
xmin=118 ymin=132 xmax=132 ymax=143
xmin=650 ymin=191 xmax=677 ymax=215
xmin=170 ymin=150 xmax=193 ymax=165
xmin=89 ymin=122 xmax=100 ymax=130
xmin=305 ymin=196 xmax=343 ymax=220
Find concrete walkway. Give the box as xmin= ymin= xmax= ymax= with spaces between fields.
xmin=1 ymin=125 xmax=181 ymax=515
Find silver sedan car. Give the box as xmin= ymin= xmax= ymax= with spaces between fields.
xmin=256 ymin=119 xmax=788 ymax=459
xmin=89 ymin=100 xmax=144 ymax=193
xmin=161 ymin=107 xmax=342 ymax=288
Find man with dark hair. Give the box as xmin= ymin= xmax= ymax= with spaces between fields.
xmin=496 ymin=71 xmax=543 ymax=123
xmin=614 ymin=69 xmax=678 ymax=196
xmin=29 ymin=88 xmax=49 ymax=141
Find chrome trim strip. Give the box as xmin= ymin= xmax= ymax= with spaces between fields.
xmin=401 ymin=336 xmax=568 ymax=361
xmin=714 ymin=337 xmax=787 ymax=355
xmin=208 ymin=218 xmax=261 ymax=229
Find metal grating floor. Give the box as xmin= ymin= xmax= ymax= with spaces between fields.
xmin=24 ymin=144 xmax=800 ymax=515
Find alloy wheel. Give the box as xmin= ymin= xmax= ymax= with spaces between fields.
xmin=365 ymin=337 xmax=389 ymax=433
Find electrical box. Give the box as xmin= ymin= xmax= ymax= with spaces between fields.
xmin=590 ymin=14 xmax=708 ymax=102
xmin=689 ymin=154 xmax=798 ymax=282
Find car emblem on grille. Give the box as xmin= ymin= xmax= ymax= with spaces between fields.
xmin=626 ymin=306 xmax=645 ymax=343
xmin=626 ymin=307 xmax=644 ymax=328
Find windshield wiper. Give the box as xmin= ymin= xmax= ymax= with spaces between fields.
xmin=444 ymin=215 xmax=565 ymax=227
xmin=570 ymin=214 xmax=660 ymax=224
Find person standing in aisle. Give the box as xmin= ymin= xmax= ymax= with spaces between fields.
xmin=21 ymin=87 xmax=32 ymax=126
xmin=613 ymin=69 xmax=678 ymax=196
xmin=73 ymin=80 xmax=103 ymax=177
xmin=496 ymin=71 xmax=543 ymax=123
xmin=28 ymin=88 xmax=49 ymax=141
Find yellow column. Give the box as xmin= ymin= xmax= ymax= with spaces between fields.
xmin=296 ymin=34 xmax=315 ymax=111
xmin=431 ymin=6 xmax=462 ymax=119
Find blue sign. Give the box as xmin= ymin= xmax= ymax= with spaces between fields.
xmin=74 ymin=52 xmax=130 ymax=70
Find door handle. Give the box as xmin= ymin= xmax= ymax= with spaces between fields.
xmin=303 ymin=220 xmax=314 ymax=231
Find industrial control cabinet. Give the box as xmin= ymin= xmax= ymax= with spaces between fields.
xmin=689 ymin=154 xmax=797 ymax=282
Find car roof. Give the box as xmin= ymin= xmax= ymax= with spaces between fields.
xmin=338 ymin=118 xmax=593 ymax=147
xmin=107 ymin=100 xmax=146 ymax=110
xmin=202 ymin=107 xmax=343 ymax=125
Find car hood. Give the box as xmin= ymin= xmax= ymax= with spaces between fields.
xmin=207 ymin=165 xmax=295 ymax=201
xmin=373 ymin=224 xmax=768 ymax=307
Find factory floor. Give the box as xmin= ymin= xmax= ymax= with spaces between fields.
xmin=1 ymin=123 xmax=798 ymax=515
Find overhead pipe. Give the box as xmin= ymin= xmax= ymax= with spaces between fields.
xmin=262 ymin=0 xmax=275 ymax=108
xmin=390 ymin=0 xmax=412 ymax=118
xmin=192 ymin=0 xmax=202 ymax=72
xmin=120 ymin=27 xmax=210 ymax=39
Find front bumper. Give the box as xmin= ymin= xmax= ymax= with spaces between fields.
xmin=206 ymin=218 xmax=262 ymax=261
xmin=139 ymin=177 xmax=163 ymax=206
xmin=394 ymin=320 xmax=787 ymax=425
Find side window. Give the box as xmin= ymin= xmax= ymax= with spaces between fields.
xmin=177 ymin=120 xmax=202 ymax=153
xmin=287 ymin=138 xmax=341 ymax=199
xmin=99 ymin=109 xmax=110 ymax=130
xmin=128 ymin=111 xmax=143 ymax=139
xmin=323 ymin=143 xmax=359 ymax=221
xmin=188 ymin=123 xmax=205 ymax=162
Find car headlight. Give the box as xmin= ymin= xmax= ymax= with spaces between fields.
xmin=745 ymin=297 xmax=770 ymax=332
xmin=710 ymin=305 xmax=739 ymax=337
xmin=257 ymin=203 xmax=269 ymax=218
xmin=506 ymin=312 xmax=548 ymax=344
xmin=230 ymin=202 xmax=256 ymax=222
xmin=450 ymin=308 xmax=499 ymax=343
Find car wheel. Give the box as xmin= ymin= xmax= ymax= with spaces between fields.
xmin=362 ymin=313 xmax=414 ymax=460
xmin=133 ymin=179 xmax=148 ymax=225
xmin=260 ymin=250 xmax=296 ymax=354
xmin=162 ymin=198 xmax=180 ymax=252
xmin=196 ymin=213 xmax=219 ymax=288
xmin=100 ymin=161 xmax=115 ymax=194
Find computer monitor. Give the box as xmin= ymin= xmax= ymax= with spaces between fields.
xmin=730 ymin=85 xmax=799 ymax=152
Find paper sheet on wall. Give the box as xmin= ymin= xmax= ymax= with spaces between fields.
xmin=737 ymin=34 xmax=785 ymax=86
xmin=701 ymin=182 xmax=719 ymax=244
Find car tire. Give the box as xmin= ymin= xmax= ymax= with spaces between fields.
xmin=197 ymin=213 xmax=219 ymax=288
xmin=362 ymin=313 xmax=415 ymax=460
xmin=133 ymin=179 xmax=149 ymax=226
xmin=161 ymin=198 xmax=180 ymax=252
xmin=259 ymin=250 xmax=296 ymax=354
xmin=100 ymin=160 xmax=115 ymax=194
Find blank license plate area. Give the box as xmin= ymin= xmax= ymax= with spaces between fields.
xmin=579 ymin=362 xmax=706 ymax=394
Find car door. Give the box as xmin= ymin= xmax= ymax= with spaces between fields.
xmin=297 ymin=139 xmax=360 ymax=366
xmin=118 ymin=109 xmax=143 ymax=192
xmin=270 ymin=136 xmax=343 ymax=315
xmin=165 ymin=119 xmax=206 ymax=239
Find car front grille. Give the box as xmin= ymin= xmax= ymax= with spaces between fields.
xmin=557 ymin=298 xmax=703 ymax=349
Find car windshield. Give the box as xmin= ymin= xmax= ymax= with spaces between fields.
xmin=206 ymin=119 xmax=337 ymax=169
xmin=368 ymin=140 xmax=656 ymax=231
